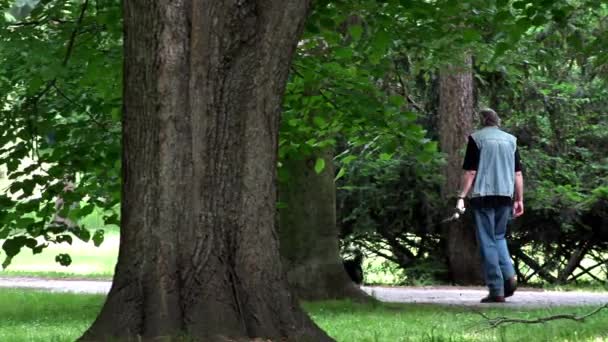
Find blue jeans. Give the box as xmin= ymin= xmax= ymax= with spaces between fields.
xmin=473 ymin=205 xmax=515 ymax=297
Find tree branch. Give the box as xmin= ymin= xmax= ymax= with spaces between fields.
xmin=513 ymin=249 xmax=558 ymax=283
xmin=62 ymin=0 xmax=90 ymax=66
xmin=476 ymin=304 xmax=608 ymax=329
xmin=52 ymin=84 xmax=108 ymax=130
xmin=8 ymin=18 xmax=47 ymax=27
xmin=20 ymin=0 xmax=90 ymax=110
xmin=558 ymin=240 xmax=591 ymax=283
xmin=393 ymin=59 xmax=424 ymax=112
xmin=571 ymin=262 xmax=606 ymax=282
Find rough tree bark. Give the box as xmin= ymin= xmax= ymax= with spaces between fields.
xmin=278 ymin=150 xmax=369 ymax=300
xmin=438 ymin=55 xmax=483 ymax=285
xmin=80 ymin=1 xmax=333 ymax=341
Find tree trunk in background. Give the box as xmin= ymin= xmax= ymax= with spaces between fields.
xmin=279 ymin=150 xmax=369 ymax=301
xmin=438 ymin=55 xmax=483 ymax=285
xmin=81 ymin=1 xmax=332 ymax=341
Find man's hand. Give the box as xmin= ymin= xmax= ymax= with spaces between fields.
xmin=456 ymin=198 xmax=466 ymax=214
xmin=513 ymin=200 xmax=524 ymax=218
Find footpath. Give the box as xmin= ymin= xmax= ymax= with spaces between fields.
xmin=1 ymin=277 xmax=607 ymax=307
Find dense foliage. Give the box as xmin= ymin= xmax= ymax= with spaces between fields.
xmin=0 ymin=0 xmax=121 ymax=267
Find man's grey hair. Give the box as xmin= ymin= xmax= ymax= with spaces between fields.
xmin=480 ymin=108 xmax=501 ymax=127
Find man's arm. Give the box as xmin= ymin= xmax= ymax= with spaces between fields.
xmin=458 ymin=170 xmax=477 ymax=199
xmin=457 ymin=136 xmax=479 ymax=212
xmin=513 ymin=171 xmax=524 ymax=217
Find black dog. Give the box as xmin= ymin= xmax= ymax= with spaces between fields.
xmin=342 ymin=250 xmax=364 ymax=285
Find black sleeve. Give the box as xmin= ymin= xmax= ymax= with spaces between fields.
xmin=462 ymin=136 xmax=480 ymax=171
xmin=515 ymin=148 xmax=522 ymax=172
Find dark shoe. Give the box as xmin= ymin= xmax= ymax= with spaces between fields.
xmin=504 ymin=276 xmax=517 ymax=298
xmin=481 ymin=295 xmax=505 ymax=303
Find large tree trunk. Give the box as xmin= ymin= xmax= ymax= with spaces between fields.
xmin=279 ymin=150 xmax=369 ymax=300
xmin=81 ymin=1 xmax=332 ymax=341
xmin=438 ymin=55 xmax=483 ymax=285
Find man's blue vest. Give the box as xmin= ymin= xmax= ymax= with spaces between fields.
xmin=471 ymin=126 xmax=517 ymax=198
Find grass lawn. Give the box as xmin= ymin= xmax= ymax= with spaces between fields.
xmin=0 ymin=289 xmax=102 ymax=342
xmin=305 ymin=301 xmax=608 ymax=342
xmin=1 ymin=289 xmax=607 ymax=342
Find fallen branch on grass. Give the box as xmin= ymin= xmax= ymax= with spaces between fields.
xmin=474 ymin=303 xmax=608 ymax=329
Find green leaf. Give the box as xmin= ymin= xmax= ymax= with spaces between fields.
xmin=2 ymin=256 xmax=13 ymax=269
xmin=341 ymin=155 xmax=357 ymax=165
xmin=462 ymin=29 xmax=482 ymax=42
xmin=495 ymin=10 xmax=512 ymax=22
xmin=313 ymin=116 xmax=327 ymax=128
xmin=2 ymin=239 xmax=22 ymax=261
xmin=424 ymin=141 xmax=438 ymax=153
xmin=348 ymin=25 xmax=363 ymax=41
xmin=0 ymin=228 xmax=10 ymax=240
xmin=494 ymin=42 xmax=510 ymax=57
xmin=2 ymin=236 xmax=37 ymax=267
xmin=551 ymin=8 xmax=567 ymax=23
xmin=15 ymin=217 xmax=35 ymax=228
xmin=320 ymin=17 xmax=334 ymax=30
xmin=4 ymin=12 xmax=16 ymax=22
xmin=335 ymin=167 xmax=346 ymax=181
xmin=55 ymin=253 xmax=72 ymax=266
xmin=81 ymin=204 xmax=96 ymax=217
xmin=109 ymin=105 xmax=121 ymax=120
xmin=0 ymin=195 xmax=12 ymax=207
xmin=334 ymin=47 xmax=353 ymax=59
xmin=512 ymin=1 xmax=527 ymax=9
xmin=370 ymin=30 xmax=391 ymax=63
xmin=388 ymin=95 xmax=405 ymax=107
xmin=72 ymin=226 xmax=91 ymax=243
xmin=530 ymin=13 xmax=548 ymax=26
xmin=56 ymin=234 xmax=73 ymax=245
xmin=277 ymin=166 xmax=290 ymax=183
xmin=32 ymin=243 xmax=47 ymax=255
xmin=418 ymin=152 xmax=434 ymax=163
xmin=103 ymin=214 xmax=120 ymax=226
xmin=92 ymin=229 xmax=105 ymax=247
xmin=314 ymin=158 xmax=326 ymax=174
xmin=379 ymin=153 xmax=392 ymax=161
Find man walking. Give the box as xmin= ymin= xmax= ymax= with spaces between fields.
xmin=457 ymin=108 xmax=524 ymax=303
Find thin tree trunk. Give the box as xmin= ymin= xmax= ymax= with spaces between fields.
xmin=279 ymin=150 xmax=369 ymax=300
xmin=558 ymin=240 xmax=591 ymax=283
xmin=81 ymin=1 xmax=332 ymax=341
xmin=438 ymin=55 xmax=483 ymax=285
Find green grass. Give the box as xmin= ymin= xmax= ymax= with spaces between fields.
xmin=0 ymin=289 xmax=103 ymax=342
xmin=304 ymin=300 xmax=608 ymax=342
xmin=526 ymin=282 xmax=608 ymax=293
xmin=1 ymin=289 xmax=607 ymax=342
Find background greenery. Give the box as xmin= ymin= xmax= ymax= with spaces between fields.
xmin=0 ymin=0 xmax=606 ymax=287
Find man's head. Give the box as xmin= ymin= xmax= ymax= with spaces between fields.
xmin=480 ymin=108 xmax=501 ymax=127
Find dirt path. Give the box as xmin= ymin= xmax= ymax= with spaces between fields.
xmin=1 ymin=277 xmax=607 ymax=307
xmin=0 ymin=277 xmax=110 ymax=294
xmin=362 ymin=285 xmax=608 ymax=307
